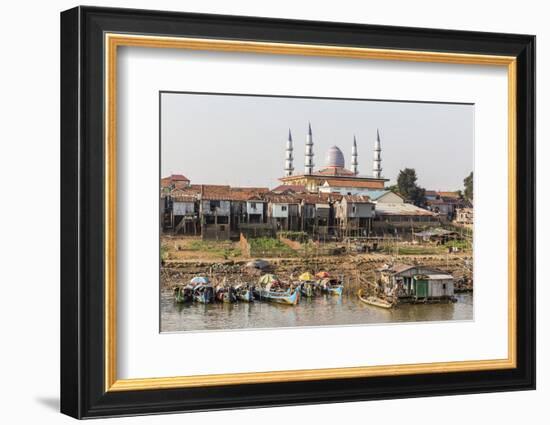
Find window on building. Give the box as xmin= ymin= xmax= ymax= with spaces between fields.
xmin=217 ymin=216 xmax=229 ymax=224
xmin=205 ymin=216 xmax=215 ymax=224
xmin=250 ymin=202 xmax=257 ymax=209
xmin=281 ymin=205 xmax=287 ymax=211
xmin=352 ymin=205 xmax=356 ymax=214
xmin=210 ymin=200 xmax=220 ymax=211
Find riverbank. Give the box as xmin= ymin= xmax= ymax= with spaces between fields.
xmin=161 ymin=251 xmax=473 ymax=295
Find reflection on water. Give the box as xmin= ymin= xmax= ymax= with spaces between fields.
xmin=160 ymin=291 xmax=473 ymax=333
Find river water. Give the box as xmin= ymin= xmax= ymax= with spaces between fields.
xmin=160 ymin=290 xmax=473 ymax=333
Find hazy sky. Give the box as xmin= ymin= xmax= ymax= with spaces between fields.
xmin=161 ymin=92 xmax=473 ymax=190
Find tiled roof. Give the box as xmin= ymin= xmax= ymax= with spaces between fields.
xmin=170 ymin=187 xmax=201 ymax=196
xmin=231 ymin=187 xmax=269 ymax=194
xmin=196 ymin=185 xmax=268 ymax=201
xmin=300 ymin=193 xmax=338 ymax=204
xmin=172 ymin=194 xmax=196 ymax=202
xmin=263 ymin=194 xmax=301 ymax=204
xmin=161 ymin=174 xmax=190 ymax=187
xmin=322 ymin=178 xmax=384 ymax=188
xmin=343 ymin=195 xmax=371 ymax=203
xmin=314 ymin=167 xmax=356 ymax=176
xmin=271 ymin=184 xmax=306 ymax=193
xmin=438 ymin=191 xmax=461 ymax=199
xmin=170 ymin=174 xmax=190 ymax=181
xmin=377 ymin=263 xmax=442 ymax=275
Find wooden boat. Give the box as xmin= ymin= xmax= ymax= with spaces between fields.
xmin=234 ymin=284 xmax=254 ymax=302
xmin=257 ymin=286 xmax=300 ymax=305
xmin=299 ymin=281 xmax=318 ymax=297
xmin=357 ymin=289 xmax=395 ymax=309
xmin=320 ymin=278 xmax=344 ymax=296
xmin=173 ymin=285 xmax=193 ymax=303
xmin=193 ymin=284 xmax=214 ymax=304
xmin=215 ymin=286 xmax=237 ymax=303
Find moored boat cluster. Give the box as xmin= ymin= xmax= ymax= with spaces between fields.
xmin=173 ymin=271 xmax=344 ymax=306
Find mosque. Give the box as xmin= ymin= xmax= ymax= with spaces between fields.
xmin=278 ymin=123 xmax=389 ymax=195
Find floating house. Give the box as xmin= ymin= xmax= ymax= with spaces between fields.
xmin=376 ymin=263 xmax=455 ymax=301
xmin=412 ymin=273 xmax=455 ymax=299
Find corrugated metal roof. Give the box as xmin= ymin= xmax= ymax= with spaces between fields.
xmin=421 ymin=274 xmax=454 ymax=280
xmin=413 ymin=228 xmax=458 ymax=237
xmin=366 ymin=190 xmax=404 ymax=201
xmin=364 ymin=189 xmax=388 ymax=200
xmin=375 ymin=203 xmax=435 ymax=217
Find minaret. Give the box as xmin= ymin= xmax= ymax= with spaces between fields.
xmin=372 ymin=129 xmax=382 ymax=178
xmin=304 ymin=122 xmax=314 ymax=175
xmin=351 ymin=135 xmax=359 ymax=175
xmin=284 ymin=129 xmax=294 ymax=176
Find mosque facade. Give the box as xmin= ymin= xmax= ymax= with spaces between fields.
xmin=279 ymin=124 xmax=389 ymax=195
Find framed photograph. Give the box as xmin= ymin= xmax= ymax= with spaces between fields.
xmin=60 ymin=6 xmax=535 ymax=419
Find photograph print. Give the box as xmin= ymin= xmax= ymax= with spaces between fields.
xmin=160 ymin=92 xmax=474 ymax=333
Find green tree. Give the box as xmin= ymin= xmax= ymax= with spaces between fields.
xmin=463 ymin=171 xmax=473 ymax=202
xmin=386 ymin=184 xmax=399 ymax=193
xmin=396 ymin=168 xmax=426 ymax=206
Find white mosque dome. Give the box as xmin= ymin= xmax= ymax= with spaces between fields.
xmin=325 ymin=145 xmax=345 ymax=168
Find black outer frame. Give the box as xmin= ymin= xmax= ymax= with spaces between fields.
xmin=60 ymin=6 xmax=535 ymax=419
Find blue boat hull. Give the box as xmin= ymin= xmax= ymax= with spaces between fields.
xmin=258 ymin=288 xmax=300 ymax=305
xmin=326 ymin=285 xmax=343 ymax=296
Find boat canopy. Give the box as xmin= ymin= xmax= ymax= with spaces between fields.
xmin=258 ymin=274 xmax=278 ymax=285
xmin=299 ymin=272 xmax=315 ymax=281
xmin=315 ymin=271 xmax=330 ymax=278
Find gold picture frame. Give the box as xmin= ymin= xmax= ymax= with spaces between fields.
xmin=104 ymin=33 xmax=517 ymax=392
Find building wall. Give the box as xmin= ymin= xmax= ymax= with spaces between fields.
xmin=320 ymin=186 xmax=377 ymax=196
xmin=347 ymin=202 xmax=374 ymax=218
xmin=246 ymin=201 xmax=264 ymax=215
xmin=173 ymin=201 xmax=195 ymax=216
xmin=376 ymin=192 xmax=404 ymax=204
xmin=428 ymin=279 xmax=455 ymax=297
xmin=201 ymin=200 xmax=231 ymax=216
xmin=271 ymin=203 xmax=290 ymax=218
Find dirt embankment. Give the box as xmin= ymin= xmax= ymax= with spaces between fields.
xmin=161 ymin=253 xmax=473 ymax=295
